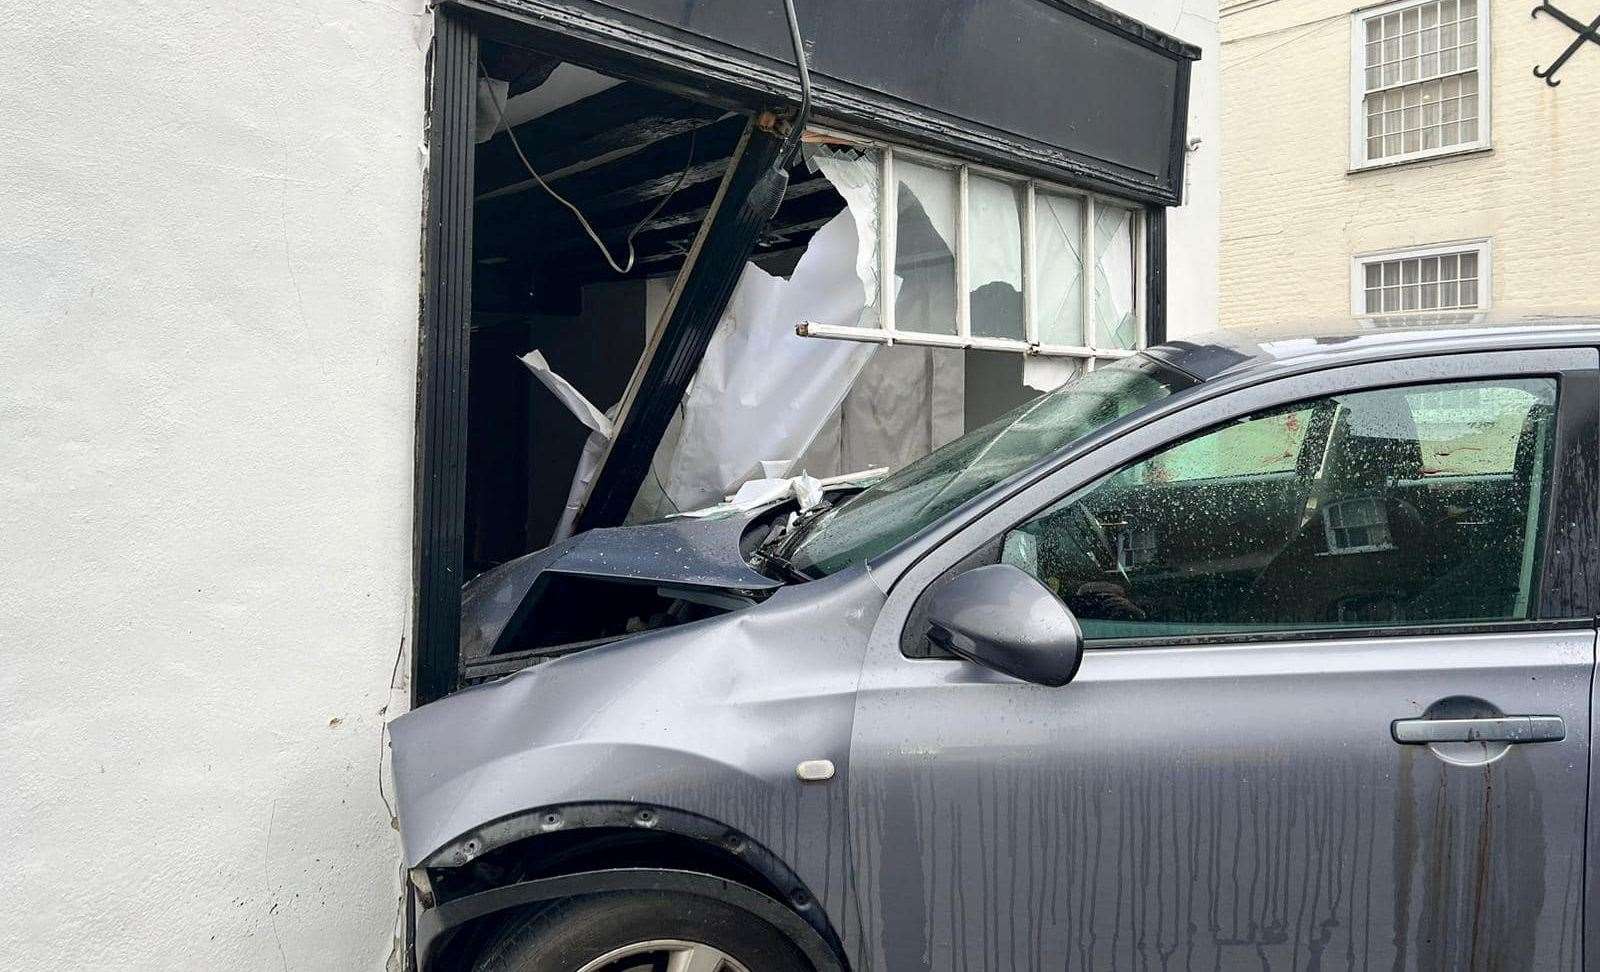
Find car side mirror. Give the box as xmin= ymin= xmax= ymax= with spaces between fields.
xmin=925 ymin=563 xmax=1084 ymax=687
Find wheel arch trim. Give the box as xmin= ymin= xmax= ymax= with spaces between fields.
xmin=415 ymin=867 xmax=846 ymax=972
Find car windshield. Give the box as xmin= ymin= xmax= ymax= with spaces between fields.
xmin=783 ymin=354 xmax=1197 ymax=577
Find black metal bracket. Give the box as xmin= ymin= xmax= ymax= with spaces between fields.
xmin=1533 ymin=1 xmax=1600 ymax=86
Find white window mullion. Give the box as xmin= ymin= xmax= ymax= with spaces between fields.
xmin=1023 ymin=182 xmax=1038 ymax=347
xmin=956 ymin=165 xmax=971 ymax=340
xmin=1083 ymin=194 xmax=1097 ymax=370
xmin=880 ymin=146 xmax=897 ymax=343
xmin=1133 ymin=211 xmax=1147 ymax=350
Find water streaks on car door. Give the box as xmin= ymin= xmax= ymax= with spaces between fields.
xmin=847 ymin=721 xmax=1583 ymax=969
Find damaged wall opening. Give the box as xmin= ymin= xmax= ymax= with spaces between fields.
xmin=461 ymin=56 xmax=1144 ymax=671
xmin=465 ymin=40 xmax=845 ymax=575
xmin=466 ymin=58 xmax=1158 ymax=547
xmin=417 ymin=3 xmax=1189 ymax=704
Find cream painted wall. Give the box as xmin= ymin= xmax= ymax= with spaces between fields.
xmin=1221 ymin=0 xmax=1600 ymax=324
xmin=0 ymin=1 xmax=428 ymax=969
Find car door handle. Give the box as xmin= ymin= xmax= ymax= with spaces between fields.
xmin=1391 ymin=715 xmax=1566 ymax=744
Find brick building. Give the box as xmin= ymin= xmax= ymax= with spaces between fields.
xmin=1220 ymin=0 xmax=1600 ymax=323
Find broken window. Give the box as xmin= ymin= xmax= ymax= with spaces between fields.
xmin=460 ymin=59 xmax=1152 ymax=573
xmin=800 ymin=138 xmax=1147 ymax=366
xmin=606 ymin=134 xmax=1156 ymax=528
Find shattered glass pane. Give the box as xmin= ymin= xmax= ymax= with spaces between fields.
xmin=967 ymin=174 xmax=1025 ymax=341
xmin=1093 ymin=205 xmax=1138 ymax=350
xmin=803 ymin=144 xmax=883 ymax=329
xmin=894 ymin=158 xmax=959 ymax=336
xmin=1034 ymin=190 xmax=1085 ymax=346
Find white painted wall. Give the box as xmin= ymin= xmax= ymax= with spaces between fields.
xmin=0 ymin=1 xmax=1215 ymax=967
xmin=1169 ymin=0 xmax=1223 ymax=339
xmin=1107 ymin=0 xmax=1223 ymax=338
xmin=0 ymin=1 xmax=429 ymax=969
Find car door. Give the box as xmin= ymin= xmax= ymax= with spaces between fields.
xmin=845 ymin=349 xmax=1598 ymax=970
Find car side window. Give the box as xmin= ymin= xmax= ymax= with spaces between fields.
xmin=1001 ymin=377 xmax=1558 ymax=640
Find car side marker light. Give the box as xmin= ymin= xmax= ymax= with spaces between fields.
xmin=795 ymin=759 xmax=835 ymax=782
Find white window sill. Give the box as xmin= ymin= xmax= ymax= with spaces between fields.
xmin=1349 ymin=143 xmax=1493 ymax=175
xmin=1355 ymin=310 xmax=1491 ymax=327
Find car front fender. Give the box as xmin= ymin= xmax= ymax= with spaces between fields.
xmin=389 ymin=567 xmax=885 ymax=950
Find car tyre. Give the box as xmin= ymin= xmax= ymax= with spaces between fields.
xmin=472 ymin=888 xmax=814 ymax=972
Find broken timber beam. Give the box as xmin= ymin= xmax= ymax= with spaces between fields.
xmin=574 ymin=119 xmax=790 ymax=531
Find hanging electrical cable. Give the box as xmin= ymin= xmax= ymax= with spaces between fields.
xmin=776 ymin=0 xmax=813 ymax=165
xmin=477 ymin=0 xmax=806 ymax=276
xmin=481 ymin=61 xmax=700 ymax=276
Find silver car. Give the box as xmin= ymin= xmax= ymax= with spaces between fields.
xmin=392 ymin=318 xmax=1599 ymax=971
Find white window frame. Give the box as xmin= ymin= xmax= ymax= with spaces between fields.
xmin=1349 ymin=238 xmax=1493 ymax=317
xmin=798 ymin=136 xmax=1147 ymax=365
xmin=1348 ymin=0 xmax=1492 ymax=172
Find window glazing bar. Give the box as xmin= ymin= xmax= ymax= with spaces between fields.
xmin=956 ymin=164 xmax=971 ymax=340
xmin=880 ymin=146 xmax=897 ymax=341
xmin=1083 ymin=194 xmax=1097 ymax=370
xmin=1134 ymin=211 xmax=1147 ymax=350
xmin=1024 ymin=181 xmax=1039 ymax=347
xmin=797 ymin=321 xmax=1134 ymax=359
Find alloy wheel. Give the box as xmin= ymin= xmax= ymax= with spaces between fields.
xmin=574 ymin=938 xmax=752 ymax=972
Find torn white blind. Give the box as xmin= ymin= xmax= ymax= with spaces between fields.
xmin=628 ymin=209 xmax=877 ymax=518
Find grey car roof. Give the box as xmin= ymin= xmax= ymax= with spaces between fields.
xmin=1147 ymin=312 xmax=1600 ymax=383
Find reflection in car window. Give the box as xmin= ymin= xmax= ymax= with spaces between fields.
xmin=1002 ymin=377 xmax=1557 ymax=639
xmin=784 ymin=355 xmax=1196 ymax=577
xmin=1412 ymin=385 xmax=1542 ymax=476
xmin=1137 ymin=408 xmax=1312 ymax=483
